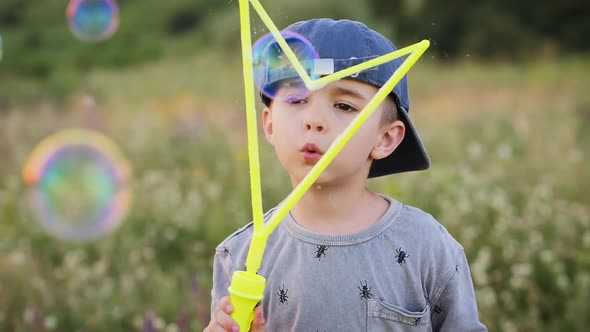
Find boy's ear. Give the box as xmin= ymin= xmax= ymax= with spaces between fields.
xmin=262 ymin=106 xmax=274 ymax=144
xmin=371 ymin=120 xmax=405 ymax=160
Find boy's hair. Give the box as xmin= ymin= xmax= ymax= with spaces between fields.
xmin=379 ymin=95 xmax=399 ymax=127
xmin=258 ymin=18 xmax=430 ymax=178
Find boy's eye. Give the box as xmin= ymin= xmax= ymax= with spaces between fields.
xmin=335 ymin=103 xmax=357 ymax=112
xmin=284 ymin=96 xmax=307 ymax=104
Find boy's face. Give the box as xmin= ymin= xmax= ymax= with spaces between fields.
xmin=262 ymin=79 xmax=405 ymax=186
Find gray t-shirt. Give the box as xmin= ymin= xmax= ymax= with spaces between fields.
xmin=211 ymin=196 xmax=487 ymax=331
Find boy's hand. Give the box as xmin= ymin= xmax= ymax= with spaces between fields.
xmin=205 ymin=296 xmax=266 ymax=332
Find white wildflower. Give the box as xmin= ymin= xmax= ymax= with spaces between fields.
xmin=471 ymin=247 xmax=491 ymax=285
xmin=31 ymin=276 xmax=45 ymax=291
xmin=143 ymin=247 xmax=155 ymax=260
xmin=529 ymin=230 xmax=544 ymax=248
xmin=501 ymin=319 xmax=517 ymax=332
xmin=9 ymin=251 xmax=25 ymax=265
xmin=165 ymin=228 xmax=177 ymax=241
xmin=166 ymin=324 xmax=180 ymax=332
xmin=539 ymin=249 xmax=553 ymax=264
xmin=44 ymin=315 xmax=58 ymax=330
xmin=206 ymin=182 xmax=222 ymax=199
xmin=93 ymin=260 xmax=108 ymax=276
xmin=557 ymin=274 xmax=569 ymax=290
xmin=23 ymin=307 xmax=34 ymax=324
xmin=132 ymin=315 xmax=143 ymax=329
xmin=154 ymin=317 xmax=165 ymax=330
xmin=185 ymin=190 xmax=203 ymax=216
xmin=496 ymin=143 xmax=513 ymax=160
xmin=568 ymin=148 xmax=583 ymax=163
xmin=136 ymin=267 xmax=147 ymax=280
xmin=476 ymin=287 xmax=496 ymax=309
xmin=467 ymin=141 xmax=483 ymax=160
xmin=111 ymin=306 xmax=122 ymax=319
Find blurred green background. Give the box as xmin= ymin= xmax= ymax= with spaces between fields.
xmin=1 ymin=0 xmax=589 ymax=331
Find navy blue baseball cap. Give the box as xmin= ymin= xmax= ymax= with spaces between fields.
xmin=259 ymin=18 xmax=430 ymax=177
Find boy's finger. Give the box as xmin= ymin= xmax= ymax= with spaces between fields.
xmin=214 ymin=309 xmax=240 ymax=332
xmin=250 ymin=306 xmax=266 ymax=332
xmin=219 ymin=296 xmax=234 ymax=314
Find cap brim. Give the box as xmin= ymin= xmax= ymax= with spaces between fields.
xmin=368 ymin=107 xmax=430 ymax=178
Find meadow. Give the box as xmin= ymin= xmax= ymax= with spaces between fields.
xmin=1 ymin=52 xmax=589 ymax=331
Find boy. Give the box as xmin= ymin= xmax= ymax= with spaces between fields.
xmin=206 ymin=18 xmax=487 ymax=331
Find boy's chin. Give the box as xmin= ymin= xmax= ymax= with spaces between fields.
xmin=290 ymin=168 xmax=358 ymax=188
xmin=288 ymin=168 xmax=330 ymax=186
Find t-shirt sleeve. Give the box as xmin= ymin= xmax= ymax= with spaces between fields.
xmin=210 ymin=246 xmax=236 ymax=314
xmin=432 ymin=250 xmax=488 ymax=332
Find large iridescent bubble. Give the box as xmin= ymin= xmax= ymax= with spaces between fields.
xmin=252 ymin=31 xmax=319 ymax=102
xmin=66 ymin=0 xmax=119 ymax=42
xmin=22 ymin=129 xmax=132 ymax=242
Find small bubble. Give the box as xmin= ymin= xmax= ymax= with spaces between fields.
xmin=66 ymin=0 xmax=119 ymax=42
xmin=252 ymin=31 xmax=318 ymax=101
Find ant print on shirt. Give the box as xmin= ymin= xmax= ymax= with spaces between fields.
xmin=277 ymin=284 xmax=289 ymax=304
xmin=358 ymin=280 xmax=373 ymax=300
xmin=433 ymin=304 xmax=445 ymax=315
xmin=314 ymin=245 xmax=329 ymax=260
xmin=395 ymin=247 xmax=409 ymax=265
xmin=220 ymin=246 xmax=231 ymax=258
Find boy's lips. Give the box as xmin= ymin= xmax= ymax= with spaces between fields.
xmin=300 ymin=143 xmax=324 ymax=163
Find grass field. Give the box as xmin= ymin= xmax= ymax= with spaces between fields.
xmin=1 ymin=53 xmax=589 ymax=331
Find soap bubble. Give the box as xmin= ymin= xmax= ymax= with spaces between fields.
xmin=66 ymin=0 xmax=119 ymax=42
xmin=252 ymin=31 xmax=319 ymax=101
xmin=22 ymin=129 xmax=132 ymax=241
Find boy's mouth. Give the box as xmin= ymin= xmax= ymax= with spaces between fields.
xmin=300 ymin=143 xmax=323 ymax=163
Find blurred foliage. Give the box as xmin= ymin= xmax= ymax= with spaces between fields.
xmin=0 ymin=0 xmax=227 ymax=77
xmin=0 ymin=0 xmax=372 ymax=101
xmin=368 ymin=0 xmax=590 ymax=60
xmin=2 ymin=0 xmax=588 ymax=82
xmin=1 ymin=52 xmax=589 ymax=330
xmin=1 ymin=0 xmax=590 ymax=331
xmin=0 ymin=0 xmax=370 ymax=76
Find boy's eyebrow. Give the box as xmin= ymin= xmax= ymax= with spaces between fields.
xmin=332 ymin=87 xmax=368 ymax=100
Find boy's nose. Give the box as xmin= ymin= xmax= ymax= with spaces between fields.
xmin=305 ymin=120 xmax=325 ymax=132
xmin=303 ymin=107 xmax=327 ymax=132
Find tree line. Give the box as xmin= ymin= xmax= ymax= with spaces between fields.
xmin=368 ymin=0 xmax=589 ymax=60
xmin=0 ymin=0 xmax=588 ymax=80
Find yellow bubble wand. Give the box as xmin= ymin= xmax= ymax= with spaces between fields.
xmin=229 ymin=0 xmax=430 ymax=330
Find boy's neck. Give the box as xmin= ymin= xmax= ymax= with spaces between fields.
xmin=289 ymin=181 xmax=390 ymax=234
